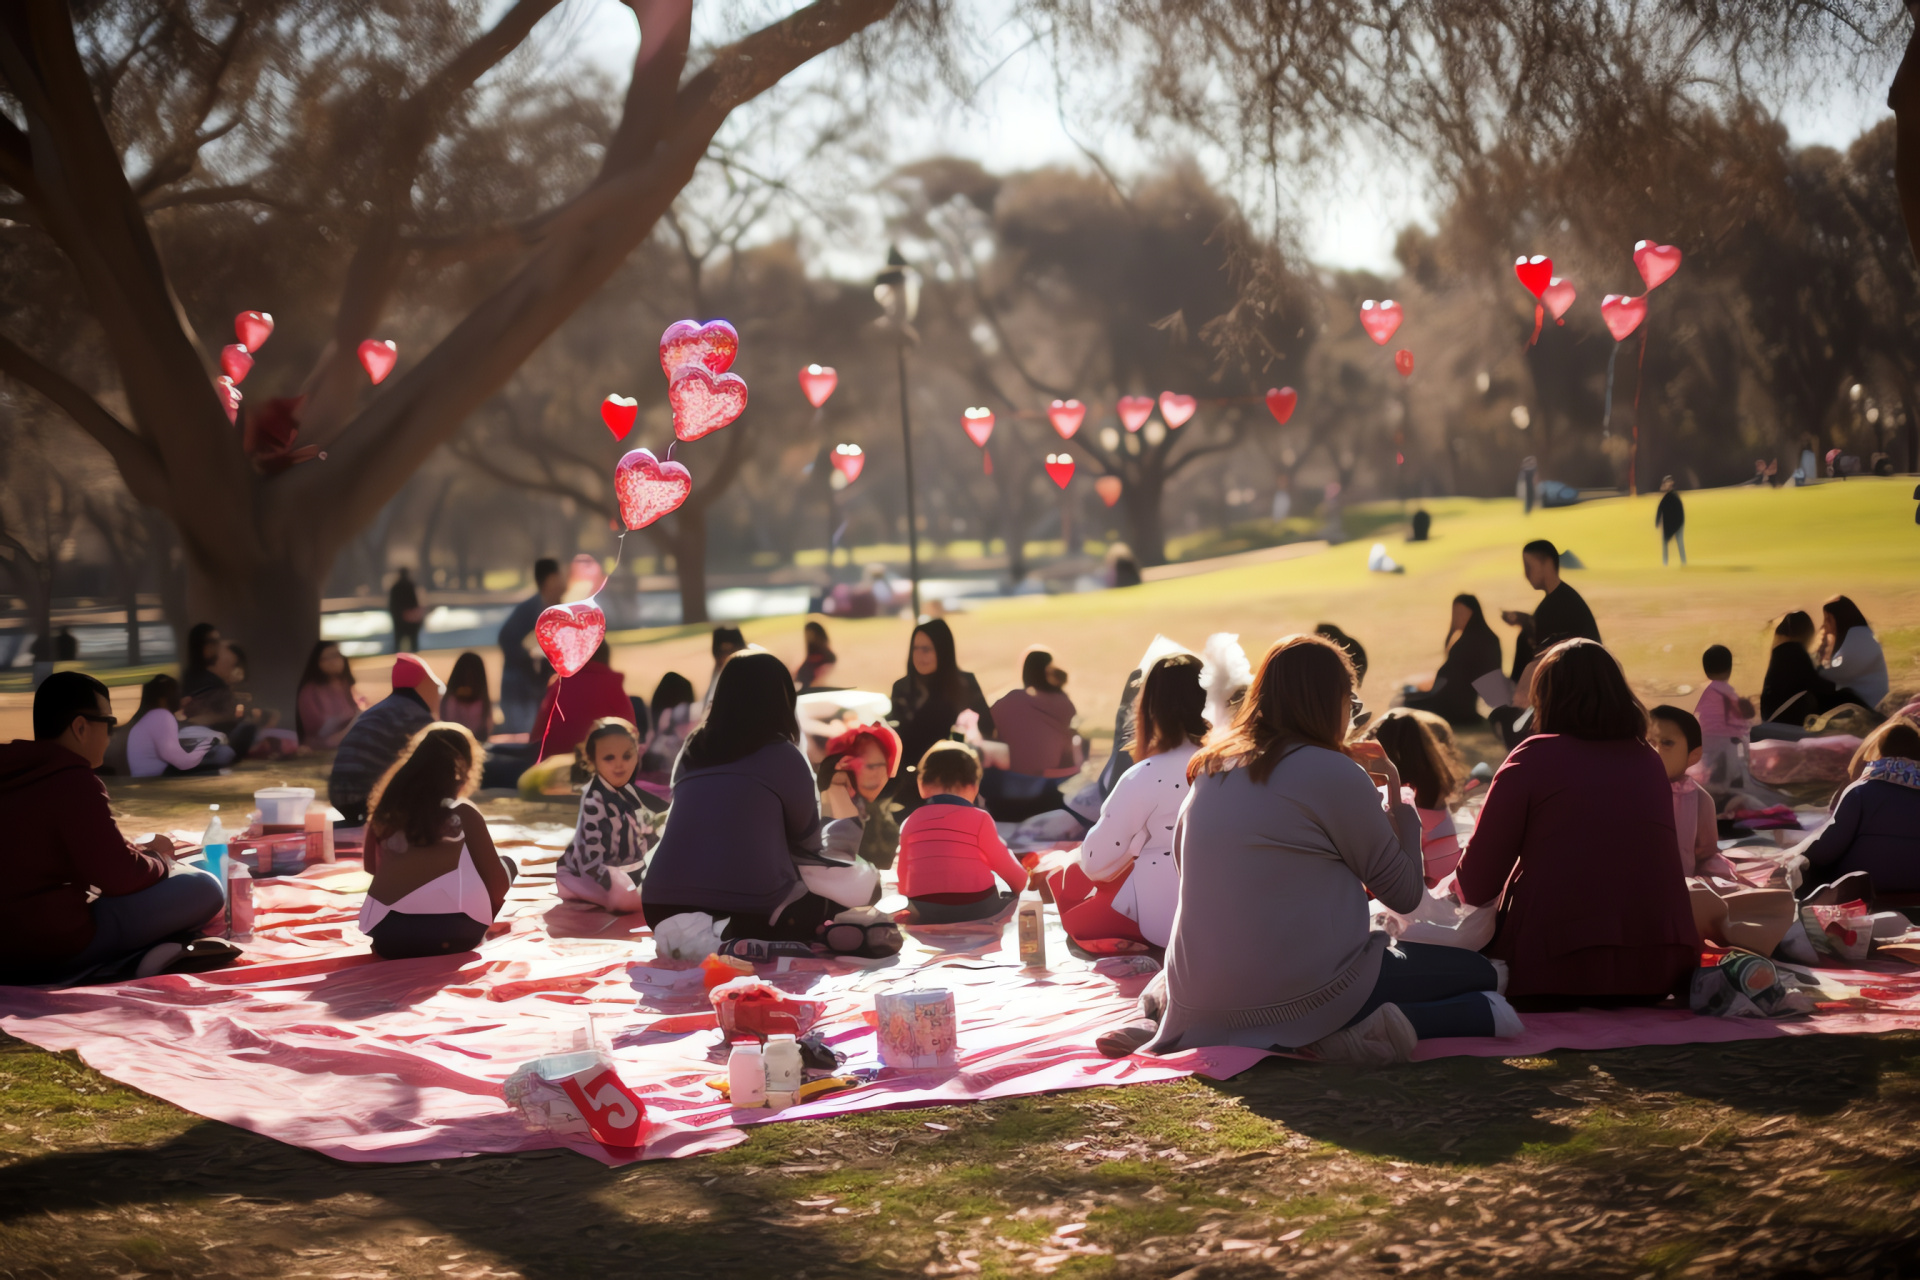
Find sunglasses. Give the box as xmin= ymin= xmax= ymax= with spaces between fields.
xmin=81 ymin=713 xmax=118 ymax=729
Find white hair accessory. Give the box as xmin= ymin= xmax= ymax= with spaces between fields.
xmin=1199 ymin=633 xmax=1252 ymax=737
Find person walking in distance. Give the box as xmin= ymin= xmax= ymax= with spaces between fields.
xmin=388 ymin=567 xmax=424 ymax=653
xmin=1655 ymin=477 xmax=1686 ymax=566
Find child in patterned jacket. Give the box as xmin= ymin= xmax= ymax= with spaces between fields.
xmin=557 ymin=718 xmax=664 ymax=913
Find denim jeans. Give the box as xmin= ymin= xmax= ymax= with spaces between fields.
xmin=0 ymin=862 xmax=225 ymax=987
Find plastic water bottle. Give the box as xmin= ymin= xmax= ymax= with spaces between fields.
xmin=201 ymin=804 xmax=227 ymax=880
xmin=728 ymin=1042 xmax=767 ymax=1109
xmin=763 ymin=1034 xmax=803 ymax=1110
xmin=225 ymin=861 xmax=254 ymax=940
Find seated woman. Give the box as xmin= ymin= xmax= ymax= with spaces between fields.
xmin=295 ymin=640 xmax=367 ymax=749
xmin=795 ymin=619 xmax=837 ymax=690
xmin=1788 ymin=717 xmax=1920 ymax=894
xmin=1105 ymin=635 xmax=1519 ymax=1065
xmin=1756 ymin=610 xmax=1846 ymax=735
xmin=180 ymin=626 xmax=260 ymax=758
xmin=983 ymin=648 xmax=1081 ymax=820
xmin=127 ymin=674 xmax=232 ymax=777
xmin=1819 ymin=595 xmax=1890 ymax=712
xmin=532 ymin=642 xmax=634 ymax=757
xmin=1050 ymin=653 xmax=1208 ymax=952
xmin=1456 ymin=639 xmax=1699 ymax=1010
xmin=640 ymin=649 xmax=842 ymax=942
xmin=888 ymin=619 xmax=994 ymax=814
xmin=1401 ymin=595 xmax=1503 ymax=726
xmin=818 ymin=722 xmax=904 ymax=871
xmin=646 ymin=671 xmax=697 ymax=774
xmin=357 ymin=723 xmax=517 ymax=960
xmin=1369 ymin=709 xmax=1464 ymax=887
xmin=438 ymin=652 xmax=493 ymax=742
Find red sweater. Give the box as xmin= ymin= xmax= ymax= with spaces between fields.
xmin=0 ymin=740 xmax=169 ymax=961
xmin=897 ymin=795 xmax=1029 ymax=899
xmin=533 ymin=660 xmax=635 ymax=757
xmin=1457 ymin=734 xmax=1698 ymax=1000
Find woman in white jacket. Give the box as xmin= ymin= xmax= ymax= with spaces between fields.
xmin=1047 ymin=654 xmax=1209 ymax=951
xmin=1820 ymin=595 xmax=1889 ymax=711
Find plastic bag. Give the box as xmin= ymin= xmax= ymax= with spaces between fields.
xmin=653 ymin=911 xmax=726 ymax=961
xmin=1373 ymin=874 xmax=1496 ymax=951
xmin=502 ymin=1050 xmax=651 ymax=1151
xmin=797 ymin=855 xmax=880 ymax=910
xmin=708 ymin=976 xmax=826 ymax=1040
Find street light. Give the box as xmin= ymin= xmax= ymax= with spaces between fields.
xmin=874 ymin=245 xmax=923 ymax=619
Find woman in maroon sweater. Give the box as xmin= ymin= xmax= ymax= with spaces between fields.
xmin=1457 ymin=639 xmax=1698 ymax=1008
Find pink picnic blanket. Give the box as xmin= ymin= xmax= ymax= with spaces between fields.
xmin=6 ymin=820 xmax=1920 ymax=1166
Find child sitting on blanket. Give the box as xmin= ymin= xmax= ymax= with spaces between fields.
xmin=1370 ymin=709 xmax=1464 ymax=887
xmin=1693 ymin=645 xmax=1754 ymax=797
xmin=556 ymin=718 xmax=664 ymax=913
xmin=1648 ymin=706 xmax=1734 ymax=880
xmin=897 ymin=742 xmax=1029 ymax=924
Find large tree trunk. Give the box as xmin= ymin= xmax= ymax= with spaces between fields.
xmin=668 ymin=508 xmax=710 ymax=625
xmin=1891 ymin=10 xmax=1920 ymax=268
xmin=1121 ymin=475 xmax=1168 ymax=567
xmin=184 ymin=535 xmax=329 ymax=728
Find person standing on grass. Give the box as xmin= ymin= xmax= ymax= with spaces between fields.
xmin=388 ymin=567 xmax=423 ymax=653
xmin=1655 ymin=477 xmax=1686 ymax=566
xmin=498 ymin=559 xmax=565 ymax=734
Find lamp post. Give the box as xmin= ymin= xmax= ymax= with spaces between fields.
xmin=874 ymin=246 xmax=923 ymax=619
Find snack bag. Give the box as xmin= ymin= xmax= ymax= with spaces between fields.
xmin=1803 ymin=900 xmax=1874 ymax=962
xmin=503 ymin=1050 xmax=650 ymax=1151
xmin=708 ymin=976 xmax=826 ymax=1040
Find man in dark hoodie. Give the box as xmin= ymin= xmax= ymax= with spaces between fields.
xmin=0 ymin=673 xmax=225 ymax=985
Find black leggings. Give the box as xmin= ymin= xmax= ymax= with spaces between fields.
xmin=644 ymin=893 xmax=837 ymax=942
xmin=369 ymin=911 xmax=488 ymax=959
xmin=908 ymin=891 xmax=1014 ymax=924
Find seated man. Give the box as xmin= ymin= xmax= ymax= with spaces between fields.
xmin=0 ymin=672 xmax=225 ymax=986
xmin=329 ymin=654 xmax=442 ymax=826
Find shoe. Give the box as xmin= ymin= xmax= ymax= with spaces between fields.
xmin=1483 ymin=992 xmax=1525 ymax=1038
xmin=858 ymin=923 xmax=903 ymax=958
xmin=1095 ymin=1018 xmax=1160 ymax=1059
xmin=822 ymin=923 xmax=866 ymax=953
xmin=1305 ymin=1003 xmax=1417 ymax=1066
xmin=134 ymin=942 xmax=184 ymax=979
xmin=717 ymin=937 xmax=818 ymax=963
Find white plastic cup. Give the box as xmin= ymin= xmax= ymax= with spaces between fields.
xmin=254 ymin=787 xmax=315 ymax=826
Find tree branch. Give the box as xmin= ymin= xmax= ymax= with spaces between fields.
xmin=140 ymin=182 xmax=286 ymax=213
xmin=0 ymin=330 xmax=169 ymax=507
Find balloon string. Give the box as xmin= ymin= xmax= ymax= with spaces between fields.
xmin=536 ymin=679 xmax=564 ymax=760
xmin=1527 ymin=303 xmax=1544 ymax=347
xmin=1602 ymin=342 xmax=1620 ymax=435
xmin=1629 ymin=319 xmax=1650 ymax=499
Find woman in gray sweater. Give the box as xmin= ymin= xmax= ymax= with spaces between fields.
xmin=1104 ymin=635 xmax=1520 ymax=1065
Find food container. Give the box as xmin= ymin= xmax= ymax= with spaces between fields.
xmin=254 ymin=787 xmax=315 ymax=826
xmin=875 ymin=988 xmax=958 ymax=1071
xmin=232 ymin=833 xmax=311 ymax=877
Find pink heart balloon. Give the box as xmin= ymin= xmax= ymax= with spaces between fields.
xmin=215 ymin=376 xmax=242 ymax=424
xmin=357 ymin=339 xmax=397 ymax=384
xmin=659 ymin=320 xmax=739 ymax=378
xmin=799 ymin=364 xmax=838 ymax=408
xmin=1395 ymin=349 xmax=1415 ymax=378
xmin=1359 ymin=299 xmax=1403 ymax=345
xmin=831 ymin=444 xmax=864 ymax=482
xmin=614 ymin=447 xmax=692 ymax=530
xmin=1600 ymin=294 xmax=1648 ymax=342
xmin=601 ymin=394 xmax=638 ymax=441
xmin=535 ymin=601 xmax=607 ymax=679
xmin=1542 ymin=277 xmax=1577 ymax=322
xmin=1047 ymin=399 xmax=1085 ymax=439
xmin=668 ymin=364 xmax=749 ymax=441
xmin=1513 ymin=256 xmax=1552 ymax=299
xmin=234 ymin=311 xmax=273 ymax=351
xmin=1116 ymin=395 xmax=1154 ymax=432
xmin=1095 ymin=475 xmax=1122 ymax=507
xmin=1044 ymin=453 xmax=1075 ymax=489
xmin=1158 ymin=392 xmax=1197 ymax=428
xmin=962 ymin=407 xmax=994 ymax=448
xmin=1265 ymin=386 xmax=1297 ymax=425
xmin=1633 ymin=241 xmax=1682 ymax=291
xmin=220 ymin=344 xmax=253 ymax=384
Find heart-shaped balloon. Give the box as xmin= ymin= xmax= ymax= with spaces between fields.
xmin=215 ymin=376 xmax=242 ymax=424
xmin=1633 ymin=241 xmax=1682 ymax=291
xmin=1265 ymin=386 xmax=1298 ymax=424
xmin=358 ymin=339 xmax=397 ymax=384
xmin=659 ymin=319 xmax=739 ymax=378
xmin=1047 ymin=399 xmax=1085 ymax=439
xmin=1158 ymin=392 xmax=1197 ymax=429
xmin=831 ymin=444 xmax=864 ymax=482
xmin=1395 ymin=349 xmax=1415 ymax=378
xmin=535 ymin=600 xmax=607 ymax=679
xmin=799 ymin=364 xmax=838 ymax=409
xmin=1513 ymin=255 xmax=1552 ymax=298
xmin=220 ymin=344 xmax=253 ymax=384
xmin=1095 ymin=475 xmax=1122 ymax=507
xmin=601 ymin=394 xmax=638 ymax=441
xmin=1116 ymin=395 xmax=1154 ymax=432
xmin=614 ymin=447 xmax=692 ymax=530
xmin=1542 ymin=277 xmax=1577 ymax=322
xmin=1600 ymin=294 xmax=1648 ymax=342
xmin=669 ymin=364 xmax=749 ymax=441
xmin=962 ymin=407 xmax=994 ymax=448
xmin=234 ymin=311 xmax=273 ymax=351
xmin=1044 ymin=453 xmax=1075 ymax=489
xmin=1359 ymin=299 xmax=1403 ymax=345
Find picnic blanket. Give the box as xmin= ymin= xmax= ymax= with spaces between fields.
xmin=5 ymin=820 xmax=1920 ymax=1166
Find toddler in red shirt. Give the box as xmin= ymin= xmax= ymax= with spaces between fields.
xmin=898 ymin=742 xmax=1028 ymax=923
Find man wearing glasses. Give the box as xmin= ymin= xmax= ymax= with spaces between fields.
xmin=0 ymin=672 xmax=224 ymax=985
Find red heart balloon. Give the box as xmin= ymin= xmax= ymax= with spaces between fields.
xmin=799 ymin=364 xmax=838 ymax=408
xmin=357 ymin=339 xmax=397 ymax=384
xmin=601 ymin=394 xmax=638 ymax=441
xmin=1095 ymin=475 xmax=1122 ymax=507
xmin=215 ymin=376 xmax=242 ymax=424
xmin=1359 ymin=299 xmax=1403 ymax=345
xmin=1265 ymin=386 xmax=1297 ymax=424
xmin=220 ymin=344 xmax=253 ymax=384
xmin=1116 ymin=395 xmax=1154 ymax=432
xmin=1600 ymin=294 xmax=1648 ymax=341
xmin=1047 ymin=399 xmax=1085 ymax=439
xmin=1394 ymin=349 xmax=1415 ymax=377
xmin=1158 ymin=392 xmax=1197 ymax=428
xmin=234 ymin=311 xmax=274 ymax=351
xmin=831 ymin=444 xmax=864 ymax=482
xmin=1513 ymin=255 xmax=1552 ymax=298
xmin=1633 ymin=241 xmax=1682 ymax=291
xmin=1044 ymin=453 xmax=1075 ymax=489
xmin=668 ymin=365 xmax=749 ymax=441
xmin=659 ymin=319 xmax=739 ymax=378
xmin=1542 ymin=277 xmax=1577 ymax=322
xmin=614 ymin=447 xmax=692 ymax=529
xmin=962 ymin=406 xmax=994 ymax=448
xmin=535 ymin=601 xmax=607 ymax=679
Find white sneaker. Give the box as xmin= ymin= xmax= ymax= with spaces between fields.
xmin=1483 ymin=991 xmax=1526 ymax=1038
xmin=1487 ymin=957 xmax=1510 ymax=995
xmin=1306 ymin=1003 xmax=1417 ymax=1066
xmin=134 ymin=942 xmax=184 ymax=979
